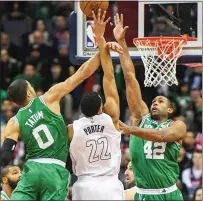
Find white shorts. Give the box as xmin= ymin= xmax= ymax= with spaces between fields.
xmin=72 ymin=175 xmax=124 ymax=200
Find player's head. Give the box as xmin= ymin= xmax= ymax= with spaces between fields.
xmin=80 ymin=92 xmax=102 ymax=117
xmin=124 ymin=161 xmax=135 ymax=188
xmin=7 ymin=79 xmax=36 ymax=106
xmin=1 ymin=165 xmax=22 ymax=189
xmin=150 ymin=96 xmax=175 ymax=120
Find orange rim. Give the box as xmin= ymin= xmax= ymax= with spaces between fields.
xmin=133 ymin=34 xmax=197 ymax=47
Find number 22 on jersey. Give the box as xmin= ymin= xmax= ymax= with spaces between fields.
xmin=86 ymin=137 xmax=111 ymax=163
xmin=144 ymin=141 xmax=166 ymax=159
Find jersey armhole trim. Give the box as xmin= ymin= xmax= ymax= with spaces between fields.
xmin=13 ymin=116 xmax=19 ymax=125
xmin=39 ymin=96 xmax=46 ymax=106
xmin=139 ymin=113 xmax=150 ymax=128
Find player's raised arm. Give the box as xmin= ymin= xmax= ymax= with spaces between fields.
xmin=113 ymin=13 xmax=149 ymax=121
xmin=91 ymin=9 xmax=122 ymax=126
xmin=43 ymin=51 xmax=101 ymax=103
xmin=1 ymin=118 xmax=20 ymax=166
xmin=119 ymin=120 xmax=186 ymax=142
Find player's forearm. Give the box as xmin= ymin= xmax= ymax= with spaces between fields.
xmin=97 ymin=37 xmax=114 ymax=74
xmin=129 ymin=126 xmax=179 ymax=142
xmin=129 ymin=127 xmax=167 ymax=142
xmin=117 ymin=39 xmax=135 ymax=75
xmin=76 ymin=52 xmax=101 ymax=79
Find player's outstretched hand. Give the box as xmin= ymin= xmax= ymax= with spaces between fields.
xmin=91 ymin=9 xmax=111 ymax=40
xmin=107 ymin=42 xmax=123 ymax=54
xmin=119 ymin=120 xmax=132 ymax=135
xmin=113 ymin=13 xmax=129 ymax=42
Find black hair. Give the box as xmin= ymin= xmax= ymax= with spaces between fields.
xmin=0 ymin=165 xmax=18 ymax=182
xmin=7 ymin=79 xmax=28 ymax=106
xmin=80 ymin=92 xmax=102 ymax=117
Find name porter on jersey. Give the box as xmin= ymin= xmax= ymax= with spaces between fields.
xmin=84 ymin=125 xmax=105 ymax=135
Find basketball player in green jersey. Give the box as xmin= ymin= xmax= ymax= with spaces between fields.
xmin=1 ymin=165 xmax=22 ymax=200
xmin=1 ymin=44 xmax=121 ymax=200
xmin=113 ymin=13 xmax=187 ymax=200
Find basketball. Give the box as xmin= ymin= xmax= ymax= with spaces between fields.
xmin=80 ymin=1 xmax=109 ymax=17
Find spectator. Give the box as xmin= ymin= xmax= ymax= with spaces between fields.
xmin=57 ymin=43 xmax=73 ymax=80
xmin=1 ymin=32 xmax=23 ymax=60
xmin=13 ymin=64 xmax=41 ymax=89
xmin=42 ymin=58 xmax=63 ymax=91
xmin=28 ymin=30 xmax=52 ymax=59
xmin=29 ymin=19 xmax=51 ymax=46
xmin=1 ymin=49 xmax=22 ymax=90
xmin=194 ymin=132 xmax=202 ymax=151
xmin=178 ymin=146 xmax=190 ymax=179
xmin=149 ymin=17 xmax=180 ymax=36
xmin=1 ymin=99 xmax=14 ymax=134
xmin=173 ymin=81 xmax=192 ymax=116
xmin=189 ymin=89 xmax=202 ymax=132
xmin=3 ymin=1 xmax=27 ymax=20
xmin=193 ymin=187 xmax=202 ymax=201
xmin=182 ymin=151 xmax=202 ymax=198
xmin=53 ymin=15 xmax=67 ymax=40
xmin=183 ymin=131 xmax=196 ymax=160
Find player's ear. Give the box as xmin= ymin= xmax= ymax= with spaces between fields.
xmin=167 ymin=107 xmax=173 ymax=115
xmin=2 ymin=176 xmax=8 ymax=184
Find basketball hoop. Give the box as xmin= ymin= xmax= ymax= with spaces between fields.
xmin=133 ymin=34 xmax=197 ymax=87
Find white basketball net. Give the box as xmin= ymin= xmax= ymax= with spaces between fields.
xmin=134 ymin=38 xmax=186 ymax=87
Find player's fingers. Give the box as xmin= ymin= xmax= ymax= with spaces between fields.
xmin=114 ymin=15 xmax=117 ymax=25
xmin=121 ymin=14 xmax=124 ymax=24
xmin=107 ymin=42 xmax=112 ymax=49
xmin=123 ymin=26 xmax=129 ymax=33
xmin=92 ymin=11 xmax=97 ymax=21
xmin=105 ymin=17 xmax=111 ymax=25
xmin=110 ymin=22 xmax=114 ymax=27
xmin=101 ymin=10 xmax=106 ymax=22
xmin=97 ymin=8 xmax=101 ymax=21
xmin=116 ymin=13 xmax=120 ymax=23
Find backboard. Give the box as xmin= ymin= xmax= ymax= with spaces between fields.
xmin=69 ymin=1 xmax=202 ymax=65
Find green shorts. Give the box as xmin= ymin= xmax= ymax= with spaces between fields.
xmin=135 ymin=189 xmax=184 ymax=201
xmin=11 ymin=161 xmax=70 ymax=200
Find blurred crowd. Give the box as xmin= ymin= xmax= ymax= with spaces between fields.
xmin=0 ymin=2 xmax=202 ymax=201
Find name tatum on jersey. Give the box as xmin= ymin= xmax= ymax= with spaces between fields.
xmin=25 ymin=111 xmax=43 ymax=128
xmin=84 ymin=125 xmax=105 ymax=135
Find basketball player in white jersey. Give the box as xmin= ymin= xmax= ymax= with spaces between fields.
xmin=68 ymin=9 xmax=124 ymax=200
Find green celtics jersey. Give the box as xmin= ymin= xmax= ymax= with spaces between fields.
xmin=15 ymin=96 xmax=69 ymax=162
xmin=130 ymin=114 xmax=180 ymax=189
xmin=1 ymin=191 xmax=10 ymax=200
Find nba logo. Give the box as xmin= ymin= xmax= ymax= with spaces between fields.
xmin=86 ymin=21 xmax=97 ymax=48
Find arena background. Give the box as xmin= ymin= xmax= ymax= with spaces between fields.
xmin=0 ymin=1 xmax=202 ymax=201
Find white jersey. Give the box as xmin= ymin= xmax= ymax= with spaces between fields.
xmin=70 ymin=113 xmax=121 ymax=177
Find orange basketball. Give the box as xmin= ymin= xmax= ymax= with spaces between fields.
xmin=80 ymin=1 xmax=109 ymax=18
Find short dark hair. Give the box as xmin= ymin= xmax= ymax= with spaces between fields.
xmin=80 ymin=92 xmax=102 ymax=117
xmin=0 ymin=165 xmax=17 ymax=182
xmin=7 ymin=79 xmax=28 ymax=105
